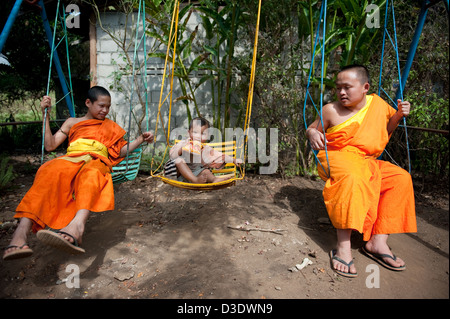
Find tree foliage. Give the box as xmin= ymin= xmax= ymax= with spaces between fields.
xmin=1 ymin=0 xmax=448 ymax=179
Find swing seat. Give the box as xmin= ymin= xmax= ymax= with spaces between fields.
xmin=158 ymin=140 xmax=241 ymax=191
xmin=149 ymin=0 xmax=260 ymax=190
xmin=112 ymin=147 xmax=143 ymax=184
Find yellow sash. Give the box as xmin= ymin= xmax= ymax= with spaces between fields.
xmin=66 ymin=138 xmax=109 ymax=158
xmin=58 ymin=154 xmax=93 ymax=163
xmin=327 ymin=95 xmax=373 ymax=133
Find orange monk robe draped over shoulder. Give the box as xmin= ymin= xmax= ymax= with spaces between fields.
xmin=316 ymin=94 xmax=417 ymax=241
xmin=15 ymin=119 xmax=128 ymax=232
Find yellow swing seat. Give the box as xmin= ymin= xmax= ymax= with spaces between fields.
xmin=150 ymin=0 xmax=261 ymax=191
xmin=156 ymin=140 xmax=241 ymax=191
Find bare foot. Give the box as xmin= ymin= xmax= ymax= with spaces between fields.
xmin=191 ymin=174 xmax=208 ymax=184
xmin=212 ymin=175 xmax=233 ymax=183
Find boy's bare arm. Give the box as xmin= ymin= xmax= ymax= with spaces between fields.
xmin=387 ymin=99 xmax=411 ymax=135
xmin=169 ymin=139 xmax=192 ymax=160
xmin=306 ymin=104 xmax=332 ymax=150
xmin=306 ymin=103 xmax=338 ymax=150
xmin=306 ymin=121 xmax=325 ymax=151
xmin=223 ymin=152 xmax=238 ymax=164
xmin=119 ymin=131 xmax=154 ymax=157
xmin=41 ymin=96 xmax=72 ymax=151
xmin=224 ymin=152 xmax=243 ymax=165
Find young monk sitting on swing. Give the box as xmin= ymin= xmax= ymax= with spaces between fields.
xmin=168 ymin=117 xmax=242 ymax=184
xmin=306 ymin=65 xmax=417 ymax=277
xmin=3 ymin=86 xmax=154 ymax=260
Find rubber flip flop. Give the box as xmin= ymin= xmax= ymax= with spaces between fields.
xmin=360 ymin=246 xmax=406 ymax=271
xmin=329 ymin=249 xmax=358 ymax=278
xmin=3 ymin=243 xmax=33 ymax=261
xmin=37 ymin=229 xmax=85 ymax=255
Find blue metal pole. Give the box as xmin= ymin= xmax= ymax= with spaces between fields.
xmin=39 ymin=0 xmax=75 ymax=117
xmin=0 ymin=0 xmax=24 ymax=53
xmin=378 ymin=0 xmax=390 ymax=97
xmin=395 ymin=0 xmax=428 ymax=101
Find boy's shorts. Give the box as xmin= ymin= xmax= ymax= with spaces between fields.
xmin=164 ymin=159 xmax=208 ymax=182
xmin=164 ymin=159 xmax=177 ymax=178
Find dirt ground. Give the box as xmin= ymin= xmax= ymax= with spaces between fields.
xmin=0 ymin=154 xmax=448 ymax=301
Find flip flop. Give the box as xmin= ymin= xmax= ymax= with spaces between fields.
xmin=3 ymin=243 xmax=33 ymax=261
xmin=329 ymin=249 xmax=358 ymax=278
xmin=37 ymin=229 xmax=85 ymax=255
xmin=360 ymin=246 xmax=406 ymax=271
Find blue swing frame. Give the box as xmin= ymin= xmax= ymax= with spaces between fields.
xmin=1 ymin=0 xmax=150 ymax=183
xmin=302 ymin=0 xmax=448 ymax=175
xmin=0 ymin=0 xmax=75 ymax=117
xmin=302 ymin=0 xmax=331 ymax=178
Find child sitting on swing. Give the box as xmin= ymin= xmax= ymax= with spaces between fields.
xmin=3 ymin=86 xmax=154 ymax=260
xmin=167 ymin=117 xmax=242 ymax=184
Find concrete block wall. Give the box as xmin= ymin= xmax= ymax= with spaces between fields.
xmin=95 ymin=11 xmax=227 ymax=150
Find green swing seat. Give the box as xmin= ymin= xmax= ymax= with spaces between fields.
xmin=111 ymin=147 xmax=143 ymax=184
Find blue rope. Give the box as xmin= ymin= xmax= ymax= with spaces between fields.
xmin=137 ymin=0 xmax=149 ymax=133
xmin=41 ymin=0 xmax=61 ymax=165
xmin=378 ymin=0 xmax=411 ymax=173
xmin=319 ymin=0 xmax=330 ymax=178
xmin=61 ymin=3 xmax=75 ymax=111
xmin=392 ymin=1 xmax=411 ymax=173
xmin=377 ymin=0 xmax=389 ymax=97
xmin=303 ymin=0 xmax=330 ymax=178
xmin=124 ymin=0 xmax=147 ymax=173
xmin=125 ymin=0 xmax=140 ymax=171
xmin=41 ymin=0 xmax=75 ymax=165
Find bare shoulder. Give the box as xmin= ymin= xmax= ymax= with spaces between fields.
xmin=321 ymin=101 xmax=341 ymax=121
xmin=61 ymin=117 xmax=84 ymax=131
xmin=323 ymin=101 xmax=341 ymax=113
xmin=62 ymin=117 xmax=76 ymax=127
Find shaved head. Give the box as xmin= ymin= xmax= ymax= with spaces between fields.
xmin=339 ymin=64 xmax=370 ymax=85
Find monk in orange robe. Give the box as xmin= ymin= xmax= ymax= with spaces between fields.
xmin=306 ymin=65 xmax=416 ymax=277
xmin=3 ymin=86 xmax=154 ymax=260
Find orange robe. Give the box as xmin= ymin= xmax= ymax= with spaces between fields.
xmin=316 ymin=94 xmax=417 ymax=241
xmin=15 ymin=119 xmax=127 ymax=232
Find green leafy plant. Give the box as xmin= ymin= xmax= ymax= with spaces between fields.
xmin=146 ymin=0 xmax=203 ymax=124
xmin=0 ymin=156 xmax=16 ymax=192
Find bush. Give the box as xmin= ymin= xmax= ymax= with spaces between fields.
xmin=0 ymin=156 xmax=15 ymax=192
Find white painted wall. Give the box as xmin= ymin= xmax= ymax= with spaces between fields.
xmin=95 ymin=11 xmax=233 ymax=149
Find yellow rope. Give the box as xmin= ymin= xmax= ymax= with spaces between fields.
xmin=150 ymin=0 xmax=262 ymax=190
xmin=151 ymin=0 xmax=180 ymax=176
xmin=239 ymin=0 xmax=262 ymax=181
